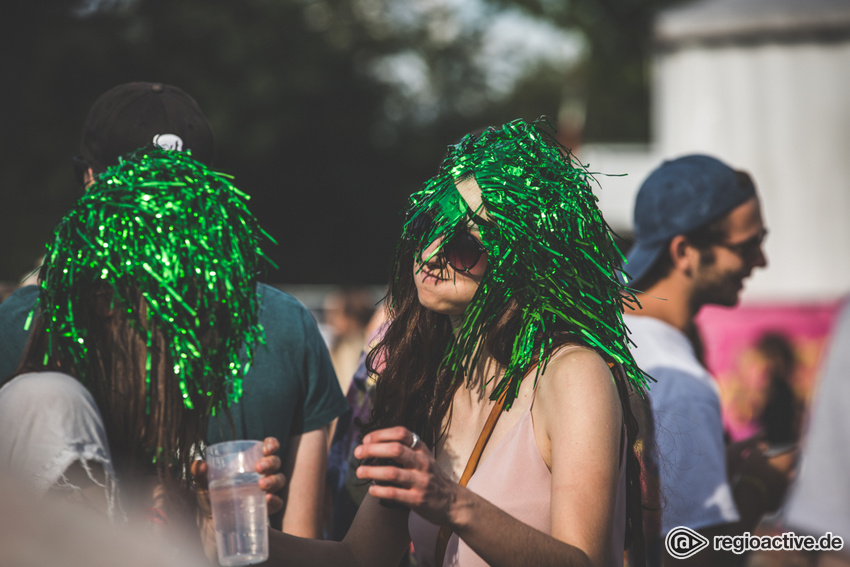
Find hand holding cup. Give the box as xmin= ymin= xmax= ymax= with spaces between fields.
xmin=194 ymin=438 xmax=284 ymax=566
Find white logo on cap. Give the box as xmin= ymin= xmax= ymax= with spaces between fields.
xmin=152 ymin=134 xmax=184 ymax=152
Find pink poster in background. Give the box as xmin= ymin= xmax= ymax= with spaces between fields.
xmin=695 ymin=300 xmax=843 ymax=441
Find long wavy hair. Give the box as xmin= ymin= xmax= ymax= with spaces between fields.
xmin=16 ymin=282 xmax=212 ymax=518
xmin=360 ymin=119 xmax=647 ymax=564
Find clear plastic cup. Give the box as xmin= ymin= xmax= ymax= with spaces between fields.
xmin=206 ymin=440 xmax=269 ymax=566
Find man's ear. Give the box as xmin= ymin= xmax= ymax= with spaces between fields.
xmin=669 ymin=235 xmax=699 ymax=277
xmin=83 ymin=167 xmax=95 ymax=189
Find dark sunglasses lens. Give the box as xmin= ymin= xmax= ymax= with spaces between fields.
xmin=445 ymin=233 xmax=483 ymax=271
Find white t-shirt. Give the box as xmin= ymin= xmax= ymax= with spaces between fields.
xmin=0 ymin=371 xmax=120 ymax=518
xmin=783 ymin=299 xmax=850 ymax=544
xmin=625 ymin=314 xmax=739 ymax=535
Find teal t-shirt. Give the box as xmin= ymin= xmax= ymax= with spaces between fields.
xmin=0 ymin=284 xmax=347 ymax=446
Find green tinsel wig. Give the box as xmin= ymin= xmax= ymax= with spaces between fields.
xmin=34 ymin=146 xmax=273 ymax=415
xmin=402 ymin=118 xmax=646 ymax=407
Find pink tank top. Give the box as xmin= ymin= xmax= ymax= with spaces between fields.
xmin=407 ymin=373 xmax=628 ymax=567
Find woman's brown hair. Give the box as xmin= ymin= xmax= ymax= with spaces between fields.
xmin=16 ymin=282 xmax=210 ymax=516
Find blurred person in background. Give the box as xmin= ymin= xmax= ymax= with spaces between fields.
xmin=326 ymin=301 xmax=389 ymax=541
xmin=754 ymin=332 xmax=802 ymax=447
xmin=0 ymin=475 xmax=210 ymax=567
xmin=0 ymin=148 xmax=285 ymax=557
xmin=623 ymin=155 xmax=795 ymax=566
xmin=784 ymin=299 xmax=850 ymax=567
xmin=0 ymin=81 xmax=347 ymax=537
xmin=323 ymin=287 xmax=376 ymax=395
xmin=721 ymin=331 xmax=802 ymax=445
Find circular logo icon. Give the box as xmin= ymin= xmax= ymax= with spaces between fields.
xmin=665 ymin=526 xmax=710 ymax=560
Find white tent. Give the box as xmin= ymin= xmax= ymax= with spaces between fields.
xmin=588 ymin=0 xmax=850 ymax=302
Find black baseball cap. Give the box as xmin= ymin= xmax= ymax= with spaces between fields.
xmin=624 ymin=154 xmax=756 ymax=286
xmin=80 ymin=82 xmax=215 ymax=173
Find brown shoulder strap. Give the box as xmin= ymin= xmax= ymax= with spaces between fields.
xmin=434 ymin=386 xmax=509 ymax=567
xmin=432 ymin=354 xmax=622 ymax=565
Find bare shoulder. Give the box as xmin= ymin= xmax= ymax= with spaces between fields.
xmin=533 ymin=346 xmax=622 ymax=431
xmin=536 ymin=346 xmax=616 ymax=397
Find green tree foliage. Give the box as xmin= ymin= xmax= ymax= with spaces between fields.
xmin=498 ymin=0 xmax=686 ymax=142
xmin=0 ymin=0 xmax=677 ymax=285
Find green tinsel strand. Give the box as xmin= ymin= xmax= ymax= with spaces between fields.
xmin=37 ymin=147 xmax=274 ymax=414
xmin=401 ymin=118 xmax=649 ymax=409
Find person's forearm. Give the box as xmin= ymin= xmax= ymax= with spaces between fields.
xmin=280 ymin=428 xmax=328 ymax=538
xmin=269 ymin=495 xmax=411 ymax=567
xmin=450 ymin=489 xmax=596 ymax=567
xmin=267 ymin=529 xmax=356 ymax=567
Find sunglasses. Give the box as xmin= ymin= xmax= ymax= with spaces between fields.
xmin=715 ymin=229 xmax=768 ymax=260
xmin=441 ymin=230 xmax=487 ymax=273
xmin=406 ymin=211 xmax=487 ymax=273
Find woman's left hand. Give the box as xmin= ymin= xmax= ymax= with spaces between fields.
xmin=354 ymin=426 xmax=461 ymax=527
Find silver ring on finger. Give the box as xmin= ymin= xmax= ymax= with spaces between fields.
xmin=410 ymin=432 xmax=420 ymax=450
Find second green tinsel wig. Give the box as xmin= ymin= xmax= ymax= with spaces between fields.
xmin=402 ymin=118 xmax=646 ymax=407
xmin=34 ymin=146 xmax=273 ymax=415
